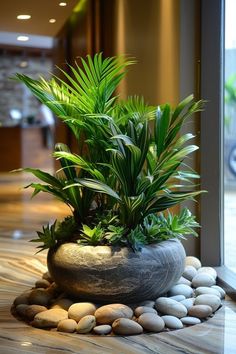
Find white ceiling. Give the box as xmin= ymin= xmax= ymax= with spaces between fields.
xmin=0 ymin=0 xmax=79 ymax=47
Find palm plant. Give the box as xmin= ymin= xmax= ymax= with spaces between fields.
xmin=15 ymin=53 xmax=204 ymax=251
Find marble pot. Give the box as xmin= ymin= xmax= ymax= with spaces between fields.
xmin=47 ymin=239 xmax=185 ymax=304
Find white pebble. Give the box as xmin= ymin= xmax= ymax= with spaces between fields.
xmin=168 ymin=284 xmax=194 ymax=298
xmin=195 ymin=287 xmax=221 ymax=298
xmin=162 ymin=315 xmax=183 ymax=329
xmin=211 ymin=285 xmax=226 ymax=299
xmin=180 ymin=316 xmax=201 ymax=325
xmin=176 ymin=276 xmax=192 ymax=287
xmin=185 ymin=256 xmax=201 ymax=269
xmin=155 ymin=297 xmax=187 ymax=318
xmin=197 ymin=267 xmax=217 ymax=279
xmin=169 ymin=295 xmax=186 ymax=302
xmin=180 ymin=298 xmax=195 ymax=311
xmin=194 ymin=294 xmax=221 ymax=312
xmin=182 ymin=266 xmax=197 ymax=281
xmin=192 ymin=273 xmax=216 ymax=288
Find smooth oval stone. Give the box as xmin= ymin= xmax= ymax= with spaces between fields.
xmin=169 ymin=295 xmax=186 ymax=302
xmin=32 ymin=308 xmax=68 ymax=328
xmin=162 ymin=315 xmax=183 ymax=329
xmin=93 ymin=325 xmax=112 ymax=335
xmin=197 ymin=267 xmax=217 ymax=279
xmin=28 ymin=289 xmax=52 ymax=306
xmin=138 ymin=313 xmax=165 ymax=332
xmin=168 ymin=284 xmax=193 ymax=298
xmin=42 ymin=271 xmax=53 ymax=283
xmin=155 ymin=297 xmax=187 ymax=318
xmin=95 ymin=304 xmax=133 ymax=324
xmin=138 ymin=300 xmax=155 ymax=308
xmin=14 ymin=293 xmax=30 ymax=306
xmin=76 ymin=315 xmax=96 ymax=334
xmin=176 ymin=276 xmax=192 ymax=287
xmin=68 ymin=302 xmax=96 ymax=322
xmin=25 ymin=305 xmax=48 ymax=321
xmin=185 ymin=256 xmax=201 ymax=270
xmin=182 ymin=266 xmax=198 ymax=281
xmin=51 ymin=298 xmax=74 ymax=311
xmin=188 ymin=305 xmax=213 ymax=318
xmin=35 ymin=279 xmax=51 ymax=289
xmin=134 ymin=306 xmax=157 ymax=317
xmin=57 ymin=319 xmax=77 ymax=333
xmin=192 ymin=274 xmax=216 ymax=288
xmin=211 ymin=285 xmax=226 ymax=299
xmin=194 ymin=294 xmax=221 ymax=312
xmin=180 ymin=316 xmax=201 ymax=325
xmin=15 ymin=304 xmax=29 ymax=317
xmin=180 ymin=298 xmax=195 ymax=310
xmin=112 ymin=318 xmax=143 ymax=335
xmin=195 ymin=287 xmax=221 ymax=298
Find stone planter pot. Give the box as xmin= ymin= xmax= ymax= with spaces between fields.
xmin=47 ymin=239 xmax=185 ymax=304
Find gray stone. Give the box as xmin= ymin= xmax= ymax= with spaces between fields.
xmin=95 ymin=304 xmax=133 ymax=324
xmin=180 ymin=316 xmax=201 ymax=325
xmin=138 ymin=313 xmax=165 ymax=332
xmin=169 ymin=295 xmax=186 ymax=302
xmin=162 ymin=315 xmax=183 ymax=329
xmin=195 ymin=287 xmax=221 ymax=298
xmin=176 ymin=276 xmax=192 ymax=287
xmin=134 ymin=306 xmax=157 ymax=317
xmin=32 ymin=309 xmax=68 ymax=328
xmin=211 ymin=285 xmax=226 ymax=299
xmin=192 ymin=274 xmax=216 ymax=288
xmin=168 ymin=284 xmax=193 ymax=298
xmin=76 ymin=315 xmax=96 ymax=334
xmin=182 ymin=266 xmax=197 ymax=281
xmin=112 ymin=318 xmax=143 ymax=335
xmin=188 ymin=305 xmax=213 ymax=318
xmin=197 ymin=267 xmax=217 ymax=279
xmin=57 ymin=319 xmax=77 ymax=333
xmin=185 ymin=256 xmax=201 ymax=269
xmin=93 ymin=325 xmax=112 ymax=335
xmin=194 ymin=294 xmax=221 ymax=312
xmin=180 ymin=298 xmax=195 ymax=310
xmin=138 ymin=300 xmax=155 ymax=308
xmin=155 ymin=297 xmax=187 ymax=318
xmin=68 ymin=302 xmax=96 ymax=322
xmin=47 ymin=240 xmax=186 ymax=303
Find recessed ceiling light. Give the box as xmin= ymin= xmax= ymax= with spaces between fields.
xmin=17 ymin=35 xmax=29 ymax=41
xmin=49 ymin=18 xmax=56 ymax=23
xmin=59 ymin=2 xmax=67 ymax=6
xmin=17 ymin=14 xmax=31 ymax=20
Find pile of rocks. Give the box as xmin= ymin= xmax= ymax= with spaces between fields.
xmin=12 ymin=256 xmax=225 ymax=336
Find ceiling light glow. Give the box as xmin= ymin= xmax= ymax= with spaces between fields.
xmin=17 ymin=36 xmax=29 ymax=41
xmin=17 ymin=15 xmax=31 ymax=20
xmin=59 ymin=2 xmax=67 ymax=6
xmin=49 ymin=18 xmax=56 ymax=23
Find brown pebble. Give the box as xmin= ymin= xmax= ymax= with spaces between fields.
xmin=112 ymin=318 xmax=143 ymax=335
xmin=57 ymin=319 xmax=77 ymax=333
xmin=51 ymin=298 xmax=74 ymax=311
xmin=32 ymin=308 xmax=68 ymax=328
xmin=15 ymin=304 xmax=29 ymax=317
xmin=77 ymin=315 xmax=96 ymax=334
xmin=14 ymin=293 xmax=30 ymax=306
xmin=35 ymin=279 xmax=51 ymax=289
xmin=68 ymin=302 xmax=96 ymax=322
xmin=28 ymin=289 xmax=52 ymax=306
xmin=42 ymin=271 xmax=53 ymax=283
xmin=95 ymin=304 xmax=133 ymax=324
xmin=25 ymin=305 xmax=48 ymax=321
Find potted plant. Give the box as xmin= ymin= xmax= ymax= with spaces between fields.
xmin=15 ymin=53 xmax=204 ymax=303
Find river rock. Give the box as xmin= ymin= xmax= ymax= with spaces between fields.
xmin=25 ymin=305 xmax=48 ymax=321
xmin=188 ymin=305 xmax=213 ymax=318
xmin=68 ymin=302 xmax=96 ymax=322
xmin=134 ymin=306 xmax=157 ymax=317
xmin=169 ymin=295 xmax=186 ymax=302
xmin=42 ymin=271 xmax=53 ymax=283
xmin=155 ymin=297 xmax=187 ymax=318
xmin=14 ymin=292 xmax=30 ymax=306
xmin=185 ymin=256 xmax=201 ymax=269
xmin=76 ymin=315 xmax=96 ymax=334
xmin=138 ymin=313 xmax=165 ymax=332
xmin=162 ymin=315 xmax=183 ymax=329
xmin=168 ymin=284 xmax=193 ymax=298
xmin=197 ymin=267 xmax=217 ymax=279
xmin=195 ymin=287 xmax=221 ymax=298
xmin=194 ymin=294 xmax=221 ymax=312
xmin=182 ymin=266 xmax=198 ymax=281
xmin=93 ymin=325 xmax=112 ymax=335
xmin=15 ymin=304 xmax=29 ymax=317
xmin=28 ymin=289 xmax=52 ymax=306
xmin=51 ymin=298 xmax=74 ymax=311
xmin=139 ymin=300 xmax=155 ymax=308
xmin=211 ymin=285 xmax=226 ymax=299
xmin=180 ymin=316 xmax=201 ymax=325
xmin=95 ymin=304 xmax=133 ymax=324
xmin=176 ymin=276 xmax=192 ymax=286
xmin=35 ymin=279 xmax=51 ymax=289
xmin=32 ymin=308 xmax=68 ymax=328
xmin=57 ymin=319 xmax=77 ymax=333
xmin=180 ymin=298 xmax=195 ymax=310
xmin=46 ymin=282 xmax=61 ymax=296
xmin=192 ymin=273 xmax=216 ymax=288
xmin=112 ymin=318 xmax=143 ymax=335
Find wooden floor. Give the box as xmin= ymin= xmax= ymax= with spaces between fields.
xmin=1 ymin=173 xmax=236 ymax=354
